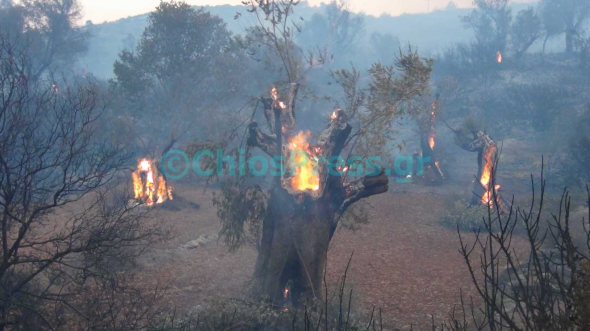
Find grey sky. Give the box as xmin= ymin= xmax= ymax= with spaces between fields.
xmin=79 ymin=0 xmax=537 ymax=23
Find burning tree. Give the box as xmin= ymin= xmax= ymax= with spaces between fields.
xmin=213 ymin=0 xmax=434 ymax=307
xmin=418 ymin=95 xmax=445 ymax=182
xmin=449 ymin=165 xmax=590 ymax=330
xmin=246 ymin=85 xmax=389 ymax=306
xmin=445 ymin=119 xmax=504 ymax=208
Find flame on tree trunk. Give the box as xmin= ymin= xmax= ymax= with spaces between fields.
xmin=477 ymin=144 xmax=501 ymax=207
xmin=419 ymin=100 xmax=444 ymax=182
xmin=247 ymin=84 xmax=389 ymax=306
xmin=446 ymin=125 xmax=504 ymax=209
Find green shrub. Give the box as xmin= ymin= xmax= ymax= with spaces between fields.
xmin=442 ymin=200 xmax=492 ymax=232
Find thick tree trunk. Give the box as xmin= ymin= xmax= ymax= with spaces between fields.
xmin=252 ymin=186 xmax=332 ymax=305
xmin=248 ymin=85 xmax=389 ymax=306
xmin=251 ymin=171 xmax=388 ymax=306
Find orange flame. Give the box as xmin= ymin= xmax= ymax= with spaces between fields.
xmin=331 ymin=109 xmax=340 ymax=120
xmin=288 ymin=131 xmax=320 ymax=192
xmin=482 ymin=184 xmax=502 ymax=206
xmin=479 ymin=146 xmax=499 ymax=207
xmin=496 ymin=51 xmax=503 ymax=63
xmin=428 ymin=102 xmax=437 ymax=149
xmin=271 ymin=88 xmax=287 ymax=110
xmin=479 ymin=149 xmax=494 ymax=187
xmin=132 ymin=159 xmax=173 ymax=206
xmin=132 ymin=173 xmax=142 ymax=199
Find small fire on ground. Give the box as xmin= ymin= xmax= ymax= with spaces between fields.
xmin=288 ymin=131 xmax=320 ymax=192
xmin=132 ymin=159 xmax=173 ymax=206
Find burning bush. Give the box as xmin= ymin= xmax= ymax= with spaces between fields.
xmin=132 ymin=159 xmax=173 ymax=206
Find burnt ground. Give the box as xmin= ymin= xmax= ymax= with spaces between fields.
xmin=132 ymin=181 xmax=487 ymax=329
xmin=130 ymin=137 xmax=563 ymax=329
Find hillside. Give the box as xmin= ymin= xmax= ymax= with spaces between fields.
xmin=79 ymin=2 xmax=552 ymax=79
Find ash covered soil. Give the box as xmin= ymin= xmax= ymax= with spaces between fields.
xmin=128 ymin=134 xmax=549 ymax=329
xmin=132 ymin=181 xmax=489 ymax=329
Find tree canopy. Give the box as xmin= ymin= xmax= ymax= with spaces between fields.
xmin=112 ymin=1 xmax=247 ymax=157
xmin=0 ymin=0 xmax=89 ymax=81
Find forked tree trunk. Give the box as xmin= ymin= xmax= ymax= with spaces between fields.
xmin=247 ymin=84 xmax=389 ymax=306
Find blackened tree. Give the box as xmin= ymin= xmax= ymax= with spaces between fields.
xmin=215 ymin=1 xmax=434 ymax=306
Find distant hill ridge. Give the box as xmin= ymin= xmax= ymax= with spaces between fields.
xmin=78 ymin=2 xmax=541 ymax=78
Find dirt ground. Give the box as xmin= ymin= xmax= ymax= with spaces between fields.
xmin=131 ymin=179 xmax=492 ymax=329
xmin=123 ymin=131 xmax=571 ymax=329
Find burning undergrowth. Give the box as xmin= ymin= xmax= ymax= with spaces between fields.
xmin=132 ymin=159 xmax=173 ymax=206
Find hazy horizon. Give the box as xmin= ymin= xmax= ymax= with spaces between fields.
xmin=80 ymin=0 xmax=538 ymax=24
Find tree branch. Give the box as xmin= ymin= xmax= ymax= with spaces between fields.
xmin=337 ymin=170 xmax=389 ymax=217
